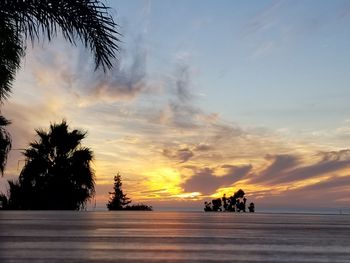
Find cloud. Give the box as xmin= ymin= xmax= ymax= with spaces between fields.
xmin=299 ymin=175 xmax=350 ymax=192
xmin=254 ymin=174 xmax=350 ymax=208
xmin=242 ymin=0 xmax=282 ymax=36
xmin=140 ymin=188 xmax=168 ymax=194
xmin=174 ymin=64 xmax=193 ymax=102
xmin=210 ymin=123 xmax=244 ymax=142
xmin=162 ymin=102 xmax=202 ymax=129
xmin=250 ymin=150 xmax=350 ymax=185
xmin=163 ymin=148 xmax=194 ymax=163
xmin=253 ymin=154 xmax=300 ymax=184
xmin=276 ymin=151 xmax=350 ymax=184
xmin=194 ymin=143 xmax=212 ymax=152
xmin=23 ymin=36 xmax=150 ymax=107
xmin=182 ymin=165 xmax=252 ymax=195
xmin=221 ymin=164 xmax=253 ymax=179
xmin=75 ymin=42 xmax=148 ymax=105
xmin=318 ymin=149 xmax=350 ymax=162
xmin=150 ymin=61 xmax=202 ymax=130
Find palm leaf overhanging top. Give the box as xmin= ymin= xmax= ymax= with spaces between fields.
xmin=0 ymin=17 xmax=24 ymax=99
xmin=1 ymin=0 xmax=120 ymax=71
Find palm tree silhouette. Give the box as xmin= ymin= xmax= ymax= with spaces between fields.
xmin=0 ymin=0 xmax=120 ymax=174
xmin=0 ymin=116 xmax=11 ymax=175
xmin=8 ymin=120 xmax=95 ymax=210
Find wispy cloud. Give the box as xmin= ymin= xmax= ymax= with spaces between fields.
xmin=75 ymin=40 xmax=150 ymax=105
xmin=174 ymin=64 xmax=193 ymax=102
xmin=163 ymin=148 xmax=194 ymax=163
xmin=242 ymin=0 xmax=283 ymax=36
xmin=252 ymin=154 xmax=300 ymax=184
xmin=252 ymin=150 xmax=350 ymax=186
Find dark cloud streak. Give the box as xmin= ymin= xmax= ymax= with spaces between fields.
xmin=163 ymin=148 xmax=194 ymax=163
xmin=182 ymin=165 xmax=252 ymax=195
xmin=251 ymin=150 xmax=350 ymax=185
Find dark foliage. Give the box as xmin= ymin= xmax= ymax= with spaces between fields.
xmin=0 ymin=192 xmax=8 ymax=209
xmin=212 ymin=198 xmax=222 ymax=211
xmin=0 ymin=18 xmax=24 ymax=99
xmin=124 ymin=204 xmax=153 ymax=211
xmin=3 ymin=120 xmax=95 ymax=210
xmin=0 ymin=116 xmax=11 ymax=175
xmin=204 ymin=189 xmax=254 ymax=212
xmin=233 ymin=189 xmax=245 ymax=199
xmin=248 ymin=202 xmax=255 ymax=212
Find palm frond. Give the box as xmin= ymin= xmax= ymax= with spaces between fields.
xmin=1 ymin=0 xmax=120 ymax=72
xmin=0 ymin=18 xmax=25 ymax=100
xmin=0 ymin=116 xmax=11 ymax=175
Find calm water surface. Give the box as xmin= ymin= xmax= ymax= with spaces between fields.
xmin=0 ymin=211 xmax=349 ymax=262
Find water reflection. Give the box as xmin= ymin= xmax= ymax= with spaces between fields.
xmin=0 ymin=211 xmax=350 ymax=262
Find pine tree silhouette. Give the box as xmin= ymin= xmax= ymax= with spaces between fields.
xmin=107 ymin=173 xmax=131 ymax=210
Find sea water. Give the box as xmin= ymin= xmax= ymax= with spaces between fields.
xmin=0 ymin=211 xmax=349 ymax=262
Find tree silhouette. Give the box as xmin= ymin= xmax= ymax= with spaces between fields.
xmin=0 ymin=116 xmax=11 ymax=175
xmin=233 ymin=189 xmax=245 ymax=199
xmin=107 ymin=173 xmax=131 ymax=210
xmin=5 ymin=120 xmax=95 ymax=210
xmin=106 ymin=173 xmax=153 ymax=211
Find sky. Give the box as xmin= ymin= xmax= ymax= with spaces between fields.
xmin=1 ymin=0 xmax=350 ymax=211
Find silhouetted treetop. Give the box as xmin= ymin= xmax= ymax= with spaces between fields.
xmin=107 ymin=173 xmax=153 ymax=211
xmin=4 ymin=120 xmax=95 ymax=210
xmin=234 ymin=189 xmax=245 ymax=199
xmin=107 ymin=173 xmax=131 ymax=210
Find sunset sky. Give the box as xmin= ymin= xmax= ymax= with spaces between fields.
xmin=1 ymin=0 xmax=350 ymax=211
